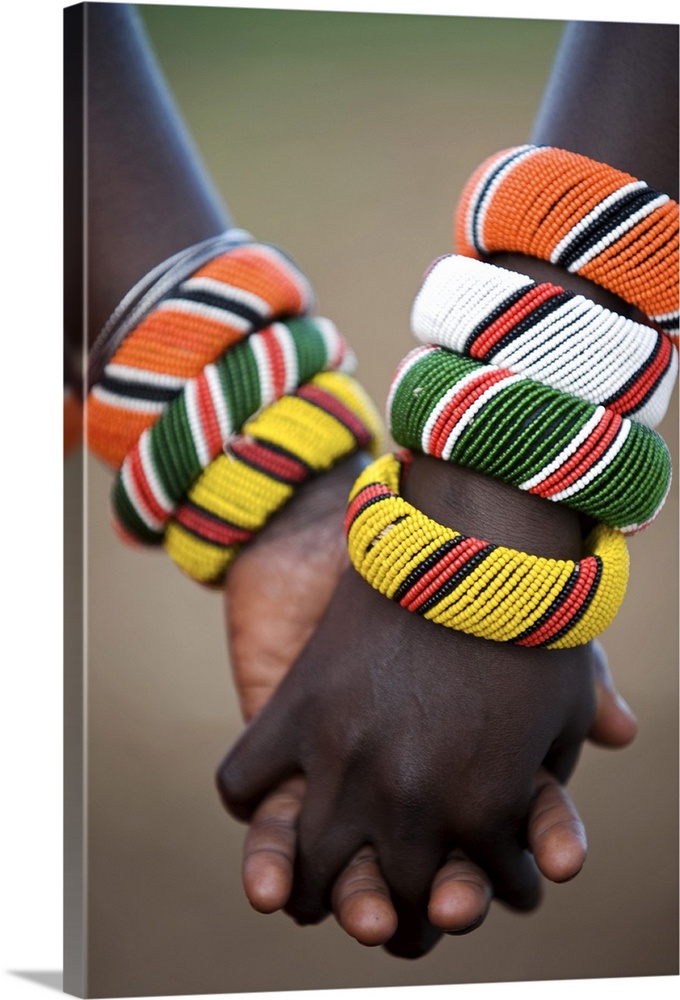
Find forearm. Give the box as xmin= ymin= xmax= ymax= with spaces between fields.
xmin=407 ymin=21 xmax=678 ymax=549
xmin=530 ymin=21 xmax=678 ymax=199
xmin=81 ymin=2 xmax=230 ymax=348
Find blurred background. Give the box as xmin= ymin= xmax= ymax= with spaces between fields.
xmin=71 ymin=4 xmax=678 ymax=996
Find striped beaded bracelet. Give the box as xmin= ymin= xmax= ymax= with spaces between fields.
xmin=88 ymin=227 xmax=254 ymax=390
xmin=387 ymin=345 xmax=672 ymax=534
xmin=455 ymin=145 xmax=679 ymax=338
xmin=411 ymin=255 xmax=677 ymax=428
xmin=345 ymin=451 xmax=629 ymax=649
xmin=112 ymin=316 xmax=355 ymax=546
xmin=87 ymin=240 xmax=315 ymax=468
xmin=161 ymin=371 xmax=383 ymax=585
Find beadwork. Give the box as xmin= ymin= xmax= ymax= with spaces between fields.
xmin=112 ymin=317 xmax=355 ymax=545
xmin=345 ymin=451 xmax=629 ymax=649
xmin=160 ymin=371 xmax=383 ymax=585
xmin=455 ymin=145 xmax=679 ymax=337
xmin=88 ymin=227 xmax=254 ymax=389
xmin=387 ymin=346 xmax=671 ymax=534
xmin=87 ymin=241 xmax=315 ymax=468
xmin=411 ymin=255 xmax=678 ymax=428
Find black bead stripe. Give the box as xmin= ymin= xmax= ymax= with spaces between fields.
xmin=555 ymin=188 xmax=662 ymax=269
xmin=603 ymin=335 xmax=673 ymax=414
xmin=393 ymin=536 xmax=467 ymax=603
xmin=512 ymin=563 xmax=581 ymax=644
xmin=470 ymin=147 xmax=543 ymax=252
xmin=227 ymin=437 xmax=313 ymax=485
xmin=99 ymin=373 xmax=180 ymax=403
xmin=537 ymin=557 xmax=604 ymax=647
xmin=177 ymin=288 xmax=266 ymax=327
xmin=462 ymin=286 xmax=530 ymax=355
xmin=482 ymin=290 xmax=574 ymax=361
xmin=417 ymin=544 xmax=495 ymax=616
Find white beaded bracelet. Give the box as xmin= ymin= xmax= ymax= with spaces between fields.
xmin=410 ymin=255 xmax=677 ymax=428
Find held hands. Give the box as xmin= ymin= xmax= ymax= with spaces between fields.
xmin=221 ymin=453 xmax=637 ymax=957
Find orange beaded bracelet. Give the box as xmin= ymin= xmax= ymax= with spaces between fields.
xmin=455 ymin=145 xmax=679 ymax=341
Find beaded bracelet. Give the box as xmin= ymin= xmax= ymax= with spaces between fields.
xmin=345 ymin=451 xmax=629 ymax=649
xmin=455 ymin=145 xmax=679 ymax=338
xmin=87 ymin=240 xmax=315 ymax=468
xmin=87 ymin=227 xmax=254 ymax=390
xmin=387 ymin=346 xmax=671 ymax=534
xmin=159 ymin=371 xmax=383 ymax=585
xmin=411 ymin=255 xmax=678 ymax=428
xmin=112 ymin=317 xmax=355 ymax=546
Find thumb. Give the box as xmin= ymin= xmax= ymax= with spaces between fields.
xmin=216 ymin=680 xmax=302 ymax=822
xmin=588 ymin=641 xmax=638 ymax=748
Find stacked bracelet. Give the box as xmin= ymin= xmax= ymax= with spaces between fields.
xmin=345 ymin=451 xmax=629 ymax=649
xmin=163 ymin=371 xmax=383 ymax=585
xmin=112 ymin=317 xmax=355 ymax=546
xmin=87 ymin=241 xmax=315 ymax=467
xmin=387 ymin=346 xmax=671 ymax=534
xmin=87 ymin=227 xmax=254 ymax=389
xmin=411 ymin=255 xmax=677 ymax=428
xmin=455 ymin=145 xmax=679 ymax=337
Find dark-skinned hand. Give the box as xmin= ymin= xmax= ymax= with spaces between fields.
xmin=222 ymin=452 xmax=637 ymax=958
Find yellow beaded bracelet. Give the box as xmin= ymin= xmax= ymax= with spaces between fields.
xmin=164 ymin=371 xmax=383 ymax=584
xmin=344 ymin=452 xmax=629 ymax=649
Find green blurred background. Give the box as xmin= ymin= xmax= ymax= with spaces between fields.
xmin=77 ymin=4 xmax=678 ymax=996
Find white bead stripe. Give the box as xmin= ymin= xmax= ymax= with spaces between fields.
xmin=138 ymin=431 xmax=174 ymax=514
xmin=519 ymin=408 xmax=606 ymax=491
xmin=565 ymin=194 xmax=670 ymax=273
xmin=547 ymin=420 xmax=631 ymax=501
xmin=420 ymin=369 xmax=486 ymax=452
xmin=204 ymin=363 xmax=233 ymax=443
xmin=549 ymin=181 xmax=647 ymax=263
xmin=439 ymin=374 xmax=522 ymax=461
xmin=103 ymin=364 xmax=187 ymax=389
xmin=120 ymin=456 xmax=166 ymax=533
xmin=467 ymin=145 xmax=538 ymax=254
xmin=179 ymin=276 xmax=272 ymax=316
xmin=89 ymin=384 xmax=166 ymax=414
xmin=184 ymin=379 xmax=211 ymax=469
xmin=155 ymin=297 xmax=253 ymax=331
xmin=249 ymin=332 xmax=272 ymax=408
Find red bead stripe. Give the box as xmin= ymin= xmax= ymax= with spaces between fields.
xmin=609 ymin=335 xmax=674 ymax=413
xmin=516 ymin=557 xmax=599 ymax=647
xmin=128 ymin=440 xmax=168 ymax=524
xmin=429 ymin=367 xmax=513 ymax=456
xmin=469 ymin=284 xmax=562 ymax=357
xmin=267 ymin=327 xmax=288 ymax=397
xmin=174 ymin=505 xmax=253 ymax=547
xmin=532 ymin=409 xmax=621 ymax=497
xmin=196 ymin=370 xmax=224 ymax=457
xmin=401 ymin=537 xmax=489 ymax=612
xmin=229 ymin=438 xmax=309 ymax=483
xmin=296 ymin=383 xmax=373 ymax=446
xmin=343 ymin=483 xmax=392 ymax=535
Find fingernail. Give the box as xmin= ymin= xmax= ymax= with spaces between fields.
xmin=615 ymin=693 xmax=636 ymax=720
xmin=446 ymin=914 xmax=485 ymax=936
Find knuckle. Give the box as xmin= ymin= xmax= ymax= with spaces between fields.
xmin=214 ymin=757 xmax=256 ymax=821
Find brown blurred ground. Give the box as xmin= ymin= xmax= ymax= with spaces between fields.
xmin=75 ymin=6 xmax=678 ymax=996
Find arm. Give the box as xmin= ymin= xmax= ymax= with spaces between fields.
xmin=219 ymin=18 xmax=675 ymax=956
xmin=75 ymin=1 xmax=229 ymax=351
xmin=82 ymin=6 xmax=655 ymax=957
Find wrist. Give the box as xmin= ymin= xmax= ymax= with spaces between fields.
xmin=254 ymin=450 xmax=373 ymax=546
xmin=402 ymin=454 xmax=583 ymax=561
xmin=488 ymin=252 xmax=635 ymax=318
